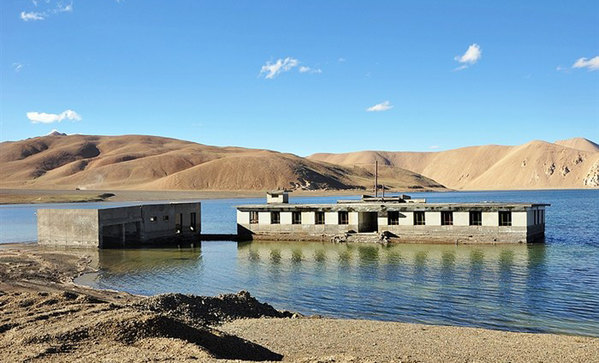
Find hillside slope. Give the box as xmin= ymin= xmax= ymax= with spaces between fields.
xmin=309 ymin=138 xmax=599 ymax=190
xmin=0 ymin=134 xmax=444 ymax=191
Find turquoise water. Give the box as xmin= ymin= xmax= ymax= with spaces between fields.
xmin=1 ymin=190 xmax=598 ymax=336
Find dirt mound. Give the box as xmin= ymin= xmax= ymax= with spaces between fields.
xmin=0 ymin=290 xmax=283 ymax=361
xmin=136 ymin=291 xmax=296 ymax=327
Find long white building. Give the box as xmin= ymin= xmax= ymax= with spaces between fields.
xmin=237 ymin=192 xmax=548 ymax=244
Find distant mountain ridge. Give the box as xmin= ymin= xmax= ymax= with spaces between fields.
xmin=0 ymin=134 xmax=443 ymax=191
xmin=308 ymin=137 xmax=599 ymax=190
xmin=2 ymin=134 xmax=597 ymax=191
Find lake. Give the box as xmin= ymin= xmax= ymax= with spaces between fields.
xmin=1 ymin=190 xmax=598 ymax=337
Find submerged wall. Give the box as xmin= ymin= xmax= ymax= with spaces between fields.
xmin=38 ymin=202 xmax=201 ymax=248
xmin=38 ymin=209 xmax=100 ymax=247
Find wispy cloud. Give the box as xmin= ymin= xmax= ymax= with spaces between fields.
xmin=27 ymin=109 xmax=82 ymax=124
xmin=338 ymin=57 xmax=346 ymax=63
xmin=366 ymin=101 xmax=393 ymax=112
xmin=299 ymin=66 xmax=322 ymax=74
xmin=259 ymin=57 xmax=322 ymax=79
xmin=454 ymin=43 xmax=482 ymax=70
xmin=20 ymin=1 xmax=73 ymax=22
xmin=429 ymin=145 xmax=440 ymax=150
xmin=20 ymin=11 xmax=44 ymax=21
xmin=259 ymin=57 xmax=299 ymax=79
xmin=12 ymin=63 xmax=24 ymax=72
xmin=572 ymin=56 xmax=599 ymax=71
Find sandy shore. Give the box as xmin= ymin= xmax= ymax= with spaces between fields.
xmin=1 ymin=245 xmax=598 ymax=362
xmin=0 ymin=188 xmax=387 ymax=205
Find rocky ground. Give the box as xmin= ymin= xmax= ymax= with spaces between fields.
xmin=1 ymin=247 xmax=598 ymax=362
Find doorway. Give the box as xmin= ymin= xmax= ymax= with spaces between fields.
xmin=358 ymin=212 xmax=378 ymax=232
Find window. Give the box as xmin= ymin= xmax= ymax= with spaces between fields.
xmin=499 ymin=211 xmax=512 ymax=226
xmin=271 ymin=211 xmax=280 ymax=224
xmin=469 ymin=211 xmax=482 ymax=226
xmin=441 ymin=211 xmax=453 ymax=226
xmin=292 ymin=212 xmax=302 ymax=224
xmin=540 ymin=210 xmax=544 ymax=224
xmin=149 ymin=216 xmax=157 ymax=222
xmin=315 ymin=211 xmax=325 ymax=225
xmin=338 ymin=211 xmax=349 ymax=225
xmin=190 ymin=212 xmax=197 ymax=231
xmin=414 ymin=211 xmax=426 ymax=225
xmin=250 ymin=211 xmax=259 ymax=224
xmin=388 ymin=211 xmax=400 ymax=225
xmin=175 ymin=213 xmax=183 ymax=233
xmin=163 ymin=215 xmax=169 ymax=221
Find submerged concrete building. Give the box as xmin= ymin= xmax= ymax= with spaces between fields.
xmin=237 ymin=192 xmax=549 ymax=244
xmin=38 ymin=202 xmax=201 ymax=248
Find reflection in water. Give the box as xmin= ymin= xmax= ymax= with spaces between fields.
xmin=74 ymin=240 xmax=599 ymax=337
xmin=314 ymin=249 xmax=326 ymax=263
xmin=291 ymin=249 xmax=303 ymax=263
xmin=5 ymin=190 xmax=598 ymax=337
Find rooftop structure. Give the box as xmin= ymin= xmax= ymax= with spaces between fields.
xmin=38 ymin=202 xmax=201 ymax=248
xmin=237 ymin=192 xmax=549 ymax=244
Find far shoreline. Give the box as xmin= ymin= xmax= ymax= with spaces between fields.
xmin=1 ymin=187 xmax=596 ymax=205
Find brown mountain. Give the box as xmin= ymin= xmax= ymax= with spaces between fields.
xmin=0 ymin=134 xmax=444 ymax=191
xmin=308 ymin=138 xmax=599 ymax=190
xmin=554 ymin=137 xmax=599 ymax=153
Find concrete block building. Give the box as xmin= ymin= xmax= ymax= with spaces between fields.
xmin=38 ymin=202 xmax=201 ymax=248
xmin=237 ymin=193 xmax=549 ymax=244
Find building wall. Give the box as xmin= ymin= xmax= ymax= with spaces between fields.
xmin=38 ymin=209 xmax=100 ymax=247
xmin=454 ymin=212 xmax=470 ymax=226
xmin=237 ymin=210 xmax=359 ymax=237
xmin=238 ymin=206 xmax=545 ymax=244
xmin=38 ymin=202 xmax=201 ymax=248
xmin=483 ymin=212 xmax=499 ymax=226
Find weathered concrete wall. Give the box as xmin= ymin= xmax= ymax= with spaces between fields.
xmin=39 ymin=202 xmax=201 ymax=248
xmin=38 ymin=209 xmax=99 ymax=247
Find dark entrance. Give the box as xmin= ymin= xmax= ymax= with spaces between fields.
xmin=102 ymin=222 xmax=140 ymax=248
xmin=358 ymin=212 xmax=378 ymax=232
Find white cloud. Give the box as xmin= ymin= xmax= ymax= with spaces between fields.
xmin=338 ymin=57 xmax=346 ymax=63
xmin=366 ymin=101 xmax=393 ymax=112
xmin=12 ymin=63 xmax=23 ymax=72
xmin=259 ymin=57 xmax=299 ymax=79
xmin=27 ymin=109 xmax=82 ymax=124
xmin=58 ymin=3 xmax=73 ymax=12
xmin=20 ymin=1 xmax=73 ymax=21
xmin=454 ymin=43 xmax=482 ymax=70
xmin=20 ymin=11 xmax=44 ymax=21
xmin=572 ymin=56 xmax=599 ymax=71
xmin=429 ymin=145 xmax=440 ymax=150
xmin=299 ymin=66 xmax=322 ymax=74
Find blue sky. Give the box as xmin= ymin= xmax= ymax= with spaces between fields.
xmin=1 ymin=1 xmax=598 ymax=156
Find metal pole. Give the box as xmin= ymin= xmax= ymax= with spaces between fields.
xmin=374 ymin=160 xmax=378 ymax=198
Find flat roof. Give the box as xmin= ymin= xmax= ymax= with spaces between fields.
xmin=237 ymin=202 xmax=550 ymax=212
xmin=37 ymin=201 xmax=201 ymax=211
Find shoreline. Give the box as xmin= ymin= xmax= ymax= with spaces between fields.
xmin=1 ymin=187 xmax=595 ymax=206
xmin=1 ymin=245 xmax=598 ymax=361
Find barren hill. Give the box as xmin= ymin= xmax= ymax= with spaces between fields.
xmin=309 ymin=138 xmax=599 ymax=190
xmin=0 ymin=134 xmax=443 ymax=191
xmin=554 ymin=138 xmax=599 ymax=153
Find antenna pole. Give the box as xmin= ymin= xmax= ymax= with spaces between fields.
xmin=374 ymin=160 xmax=378 ymax=198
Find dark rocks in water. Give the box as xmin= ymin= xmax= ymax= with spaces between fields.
xmin=135 ymin=290 xmax=297 ymax=328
